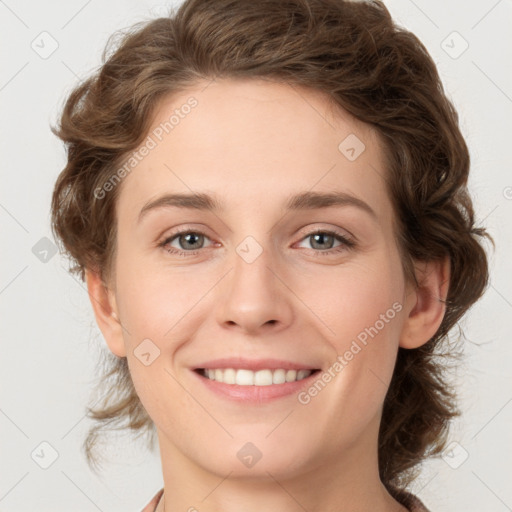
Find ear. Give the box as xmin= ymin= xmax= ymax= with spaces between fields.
xmin=399 ymin=257 xmax=450 ymax=349
xmin=85 ymin=268 xmax=126 ymax=357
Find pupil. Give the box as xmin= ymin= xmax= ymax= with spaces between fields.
xmin=312 ymin=233 xmax=333 ymax=249
xmin=181 ymin=233 xmax=202 ymax=249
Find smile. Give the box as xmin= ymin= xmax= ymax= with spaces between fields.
xmin=197 ymin=368 xmax=317 ymax=385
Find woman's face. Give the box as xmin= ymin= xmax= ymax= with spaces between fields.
xmin=102 ymin=78 xmax=417 ymax=479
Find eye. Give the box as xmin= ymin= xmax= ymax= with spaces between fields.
xmin=159 ymin=228 xmax=214 ymax=256
xmin=158 ymin=227 xmax=356 ymax=258
xmin=296 ymin=229 xmax=356 ymax=255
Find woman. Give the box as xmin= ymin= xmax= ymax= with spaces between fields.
xmin=50 ymin=0 xmax=491 ymax=510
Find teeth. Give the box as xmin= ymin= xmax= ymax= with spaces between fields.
xmin=236 ymin=369 xmax=254 ymax=385
xmin=273 ymin=369 xmax=286 ymax=384
xmin=254 ymin=369 xmax=272 ymax=386
xmin=202 ymin=368 xmax=313 ymax=385
xmin=223 ymin=368 xmax=236 ymax=384
xmin=297 ymin=369 xmax=310 ymax=380
xmin=285 ymin=369 xmax=297 ymax=382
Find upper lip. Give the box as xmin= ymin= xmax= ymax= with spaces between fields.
xmin=193 ymin=357 xmax=320 ymax=371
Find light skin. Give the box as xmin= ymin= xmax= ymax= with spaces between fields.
xmin=86 ymin=78 xmax=449 ymax=512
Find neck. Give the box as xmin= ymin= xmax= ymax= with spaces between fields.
xmin=154 ymin=428 xmax=408 ymax=512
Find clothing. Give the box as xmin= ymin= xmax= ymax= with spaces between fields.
xmin=141 ymin=488 xmax=163 ymax=512
xmin=141 ymin=487 xmax=430 ymax=511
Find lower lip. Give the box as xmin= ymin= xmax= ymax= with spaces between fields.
xmin=192 ymin=370 xmax=319 ymax=403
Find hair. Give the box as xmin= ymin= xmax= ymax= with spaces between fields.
xmin=51 ymin=0 xmax=492 ymax=497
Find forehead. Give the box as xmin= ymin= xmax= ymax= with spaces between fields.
xmin=116 ymin=78 xmax=392 ymax=222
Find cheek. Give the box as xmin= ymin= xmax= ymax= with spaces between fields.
xmin=114 ymin=260 xmax=200 ymax=427
xmin=114 ymin=256 xmax=202 ymax=343
xmin=296 ymin=256 xmax=405 ymax=346
xmin=115 ymin=238 xmax=406 ymax=351
xmin=296 ymin=258 xmax=406 ymax=410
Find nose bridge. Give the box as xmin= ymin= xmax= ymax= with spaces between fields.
xmin=215 ymin=232 xmax=293 ymax=333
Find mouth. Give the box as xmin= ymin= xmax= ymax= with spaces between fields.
xmin=190 ymin=357 xmax=323 ymax=402
xmin=192 ymin=362 xmax=322 ymax=403
xmin=194 ymin=367 xmax=321 ymax=385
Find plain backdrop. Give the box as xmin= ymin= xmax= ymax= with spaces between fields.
xmin=1 ymin=0 xmax=511 ymax=510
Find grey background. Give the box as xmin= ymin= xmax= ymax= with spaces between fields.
xmin=1 ymin=0 xmax=511 ymax=510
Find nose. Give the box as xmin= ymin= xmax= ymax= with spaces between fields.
xmin=215 ymin=241 xmax=294 ymax=335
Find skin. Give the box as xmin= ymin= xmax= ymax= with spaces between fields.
xmin=87 ymin=78 xmax=449 ymax=512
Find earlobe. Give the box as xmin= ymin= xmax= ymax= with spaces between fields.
xmin=85 ymin=268 xmax=126 ymax=357
xmin=399 ymin=257 xmax=450 ymax=349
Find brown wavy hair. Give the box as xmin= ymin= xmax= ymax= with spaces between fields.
xmin=50 ymin=0 xmax=492 ymax=496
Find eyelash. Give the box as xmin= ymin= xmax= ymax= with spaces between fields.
xmin=158 ymin=227 xmax=356 ymax=257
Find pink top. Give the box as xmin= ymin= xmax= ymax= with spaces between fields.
xmin=141 ymin=488 xmax=163 ymax=512
xmin=140 ymin=488 xmax=430 ymax=511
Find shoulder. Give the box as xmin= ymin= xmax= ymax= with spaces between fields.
xmin=141 ymin=488 xmax=163 ymax=512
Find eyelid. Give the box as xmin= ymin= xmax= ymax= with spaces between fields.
xmin=293 ymin=227 xmax=356 ymax=252
xmin=295 ymin=224 xmax=355 ymax=242
xmin=158 ymin=226 xmax=216 ymax=250
xmin=158 ymin=224 xmax=354 ymax=244
xmin=158 ymin=223 xmax=357 ymax=258
xmin=157 ymin=224 xmax=213 ymax=243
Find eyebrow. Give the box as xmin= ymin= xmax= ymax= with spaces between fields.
xmin=138 ymin=190 xmax=377 ymax=222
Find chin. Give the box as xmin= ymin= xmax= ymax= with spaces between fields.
xmin=192 ymin=433 xmax=318 ymax=481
